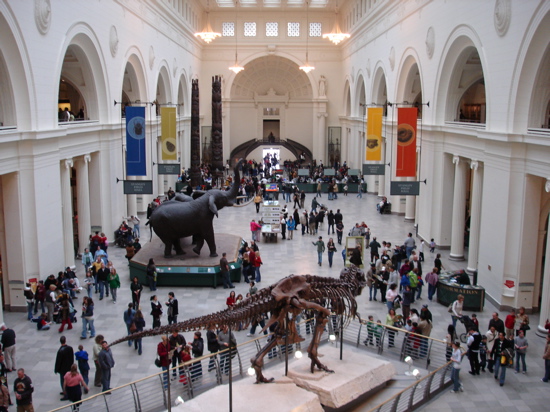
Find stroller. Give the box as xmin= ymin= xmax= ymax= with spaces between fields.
xmin=53 ymin=301 xmax=78 ymax=324
xmin=458 ymin=315 xmax=477 ymax=343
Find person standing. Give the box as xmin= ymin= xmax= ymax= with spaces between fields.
xmin=108 ymin=269 xmax=121 ymax=304
xmin=425 ymin=268 xmax=439 ymax=301
xmin=150 ymin=295 xmax=162 ymax=329
xmin=349 ymin=244 xmax=362 ymax=267
xmin=0 ymin=376 xmax=7 ymax=412
xmin=0 ymin=352 xmax=11 ymax=407
xmin=123 ymin=303 xmax=136 ymax=347
xmin=287 ymin=216 xmax=295 ymax=240
xmin=327 ymin=238 xmax=337 ymax=268
xmin=219 ymin=253 xmax=234 ymax=289
xmin=75 ymin=345 xmax=90 ymax=393
xmin=166 ymin=292 xmax=179 ymax=325
xmin=146 ymin=258 xmax=157 ymax=291
xmin=485 ymin=326 xmax=497 ymax=373
xmin=33 ymin=280 xmax=46 ymax=315
xmin=207 ymin=326 xmax=220 ymax=372
xmin=466 ymin=327 xmax=481 ymax=376
xmin=63 ymin=364 xmax=88 ymax=409
xmin=81 ymin=248 xmax=93 ymax=272
xmin=449 ymin=341 xmax=463 ymax=393
xmin=98 ymin=341 xmax=115 ymax=393
xmin=280 ymin=215 xmax=286 ymax=240
xmin=96 ymin=262 xmax=110 ymax=300
xmin=357 ymin=179 xmax=363 ymax=198
xmin=312 ymin=236 xmax=326 ymax=266
xmin=0 ymin=325 xmax=16 ymax=372
xmin=13 ymin=368 xmax=34 ymax=412
xmin=157 ymin=336 xmax=171 ymax=389
xmin=190 ymin=332 xmax=204 ymax=380
xmin=55 ymin=336 xmax=74 ymax=399
xmin=514 ymin=329 xmax=528 ymax=374
xmin=404 ymin=233 xmax=416 ymax=259
xmin=369 ymin=238 xmax=381 ymax=263
xmin=542 ymin=334 xmax=550 ymax=383
xmin=450 ymin=295 xmax=464 ymax=328
xmin=218 ymin=325 xmax=236 ymax=375
xmin=169 ymin=331 xmax=186 ymax=379
xmin=80 ymin=297 xmax=95 ymax=340
xmin=130 ymin=277 xmax=143 ymax=308
xmin=254 ymin=192 xmax=262 ymax=213
xmin=23 ymin=283 xmax=34 ymax=321
xmin=515 ymin=306 xmax=530 ymax=336
xmin=92 ymin=335 xmax=104 ymax=388
xmin=133 ymin=310 xmax=146 ymax=355
xmin=492 ymin=332 xmax=513 ymax=386
xmin=488 ymin=312 xmax=505 ymax=335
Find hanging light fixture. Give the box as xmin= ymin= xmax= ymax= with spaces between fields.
xmin=322 ymin=1 xmax=350 ymax=45
xmin=195 ymin=0 xmax=221 ymax=44
xmin=299 ymin=1 xmax=315 ymax=73
xmin=228 ymin=0 xmax=244 ymax=74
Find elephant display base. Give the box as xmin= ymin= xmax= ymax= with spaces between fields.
xmin=129 ymin=233 xmax=243 ymax=288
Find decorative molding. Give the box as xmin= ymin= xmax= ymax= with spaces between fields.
xmin=64 ymin=159 xmax=74 ymax=169
xmin=545 ymin=178 xmax=550 ymax=193
xmin=317 ymin=112 xmax=328 ymax=118
xmin=149 ymin=46 xmax=155 ymax=70
xmin=389 ymin=47 xmax=395 ymax=71
xmin=366 ymin=59 xmax=371 ymax=78
xmin=425 ymin=27 xmax=435 ymax=59
xmin=470 ymin=159 xmax=479 ymax=170
xmin=494 ymin=0 xmax=511 ymax=37
xmin=34 ymin=0 xmax=51 ymax=35
xmin=452 ymin=155 xmax=460 ymax=165
xmin=109 ymin=26 xmax=119 ymax=58
xmin=83 ymin=154 xmax=91 ymax=164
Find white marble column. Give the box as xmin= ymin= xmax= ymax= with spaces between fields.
xmin=405 ymin=177 xmax=416 ymax=222
xmin=157 ymin=139 xmax=164 ymax=196
xmin=61 ymin=159 xmax=74 ymax=267
xmin=450 ymin=155 xmax=467 ymax=260
xmin=377 ymin=138 xmax=386 ymax=197
xmin=317 ymin=112 xmax=328 ymax=163
xmin=467 ymin=160 xmax=483 ymax=272
xmin=538 ymin=211 xmax=550 ymax=334
xmin=76 ymin=155 xmax=91 ymax=255
xmin=126 ymin=176 xmax=138 ymax=217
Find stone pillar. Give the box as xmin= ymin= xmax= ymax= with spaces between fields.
xmin=405 ymin=178 xmax=416 ymax=222
xmin=61 ymin=159 xmax=74 ymax=267
xmin=157 ymin=139 xmax=164 ymax=195
xmin=467 ymin=160 xmax=483 ymax=272
xmin=538 ymin=210 xmax=550 ymax=335
xmin=377 ymin=138 xmax=386 ymax=197
xmin=127 ymin=176 xmax=138 ymax=217
xmin=76 ymin=155 xmax=91 ymax=255
xmin=317 ymin=112 xmax=327 ymax=163
xmin=450 ymin=155 xmax=466 ymax=261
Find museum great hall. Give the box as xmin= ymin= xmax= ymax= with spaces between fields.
xmin=0 ymin=0 xmax=549 ymax=337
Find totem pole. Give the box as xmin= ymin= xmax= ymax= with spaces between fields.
xmin=190 ymin=79 xmax=201 ymax=188
xmin=211 ymin=75 xmax=224 ymax=176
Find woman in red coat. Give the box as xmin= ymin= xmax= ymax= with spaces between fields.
xmin=157 ymin=335 xmax=171 ymax=388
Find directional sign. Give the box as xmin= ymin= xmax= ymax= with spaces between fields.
xmin=362 ymin=164 xmax=386 ymax=175
xmin=390 ymin=181 xmax=420 ymax=196
xmin=123 ymin=180 xmax=153 ymax=195
xmin=158 ymin=163 xmax=181 ymax=175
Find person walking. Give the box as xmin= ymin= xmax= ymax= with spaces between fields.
xmin=98 ymin=341 xmax=115 ymax=393
xmin=63 ymin=364 xmax=89 ymax=410
xmin=108 ymin=268 xmax=121 ymax=304
xmin=492 ymin=332 xmax=513 ymax=386
xmin=449 ymin=341 xmax=463 ymax=393
xmin=425 ymin=268 xmax=439 ymax=301
xmin=514 ymin=329 xmax=528 ymax=374
xmin=450 ymin=294 xmax=464 ymax=328
xmin=287 ymin=216 xmax=295 ymax=240
xmin=92 ymin=335 xmax=104 ymax=388
xmin=75 ymin=345 xmax=90 ymax=394
xmin=357 ymin=179 xmax=363 ymax=198
xmin=123 ymin=303 xmax=136 ymax=347
xmin=55 ymin=336 xmax=74 ymax=399
xmin=133 ymin=310 xmax=146 ymax=355
xmin=13 ymin=368 xmax=34 ymax=412
xmin=327 ymin=238 xmax=337 ymax=268
xmin=312 ymin=236 xmax=326 ymax=266
xmin=150 ymin=295 xmax=162 ymax=329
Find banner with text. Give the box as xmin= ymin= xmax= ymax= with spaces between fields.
xmin=396 ymin=107 xmax=417 ymax=177
xmin=125 ymin=106 xmax=147 ymax=176
xmin=161 ymin=107 xmax=177 ymax=161
xmin=366 ymin=107 xmax=383 ymax=161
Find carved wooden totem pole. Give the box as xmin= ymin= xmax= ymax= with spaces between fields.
xmin=211 ymin=75 xmax=223 ymax=175
xmin=190 ymin=79 xmax=201 ymax=188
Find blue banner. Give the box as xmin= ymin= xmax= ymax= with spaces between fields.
xmin=126 ymin=106 xmax=147 ymax=176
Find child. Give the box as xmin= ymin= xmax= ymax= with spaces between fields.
xmin=374 ymin=320 xmax=383 ymax=347
xmin=429 ymin=239 xmax=436 ymax=253
xmin=364 ymin=315 xmax=375 ymax=346
xmin=479 ymin=335 xmax=487 ymax=372
xmin=37 ymin=312 xmax=51 ymax=331
xmin=75 ymin=344 xmax=90 ymax=393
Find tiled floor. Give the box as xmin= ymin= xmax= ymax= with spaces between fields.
xmin=4 ymin=192 xmax=549 ymax=411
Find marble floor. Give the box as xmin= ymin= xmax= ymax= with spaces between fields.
xmin=4 ymin=192 xmax=549 ymax=411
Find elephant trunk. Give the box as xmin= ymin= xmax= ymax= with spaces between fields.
xmin=227 ymin=159 xmax=244 ymax=201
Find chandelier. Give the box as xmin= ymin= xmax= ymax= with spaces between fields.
xmin=228 ymin=1 xmax=244 ymax=73
xmin=195 ymin=0 xmax=221 ymax=43
xmin=322 ymin=2 xmax=350 ymax=45
xmin=299 ymin=1 xmax=315 ymax=73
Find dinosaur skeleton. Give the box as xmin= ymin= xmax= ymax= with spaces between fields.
xmin=111 ymin=265 xmax=366 ymax=383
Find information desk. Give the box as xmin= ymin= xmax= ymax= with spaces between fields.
xmin=436 ymin=270 xmax=485 ymax=312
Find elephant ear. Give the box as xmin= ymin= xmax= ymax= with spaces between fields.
xmin=209 ymin=195 xmax=219 ymax=217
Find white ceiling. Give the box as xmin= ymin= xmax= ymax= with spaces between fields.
xmin=200 ymin=0 xmax=343 ymax=11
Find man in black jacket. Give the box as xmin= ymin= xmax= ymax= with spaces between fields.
xmin=168 ymin=330 xmax=186 ymax=378
xmin=54 ymin=336 xmax=74 ymax=400
xmin=467 ymin=327 xmax=482 ymax=375
xmin=0 ymin=325 xmax=16 ymax=372
xmin=488 ymin=313 xmax=505 ymax=335
xmin=166 ymin=292 xmax=179 ymax=325
xmin=207 ymin=326 xmax=220 ymax=372
xmin=13 ymin=368 xmax=33 ymax=411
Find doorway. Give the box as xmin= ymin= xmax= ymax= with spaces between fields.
xmin=263 ymin=120 xmax=280 ymax=143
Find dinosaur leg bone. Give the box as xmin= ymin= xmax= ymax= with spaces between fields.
xmin=307 ymin=311 xmax=334 ymax=374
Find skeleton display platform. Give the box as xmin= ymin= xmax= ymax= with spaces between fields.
xmin=128 ymin=234 xmax=243 ymax=288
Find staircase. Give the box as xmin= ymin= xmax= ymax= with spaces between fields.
xmin=229 ymin=138 xmax=313 ymax=166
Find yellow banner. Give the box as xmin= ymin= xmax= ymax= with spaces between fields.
xmin=161 ymin=107 xmax=177 ymax=161
xmin=366 ymin=107 xmax=383 ymax=161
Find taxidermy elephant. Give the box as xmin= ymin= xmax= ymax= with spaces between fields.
xmin=150 ymin=159 xmax=244 ymax=258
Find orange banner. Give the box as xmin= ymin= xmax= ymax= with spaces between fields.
xmin=366 ymin=107 xmax=383 ymax=161
xmin=396 ymin=107 xmax=417 ymax=177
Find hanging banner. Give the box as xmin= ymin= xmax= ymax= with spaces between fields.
xmin=125 ymin=106 xmax=147 ymax=176
xmin=161 ymin=107 xmax=177 ymax=161
xmin=366 ymin=107 xmax=383 ymax=161
xmin=396 ymin=107 xmax=417 ymax=177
